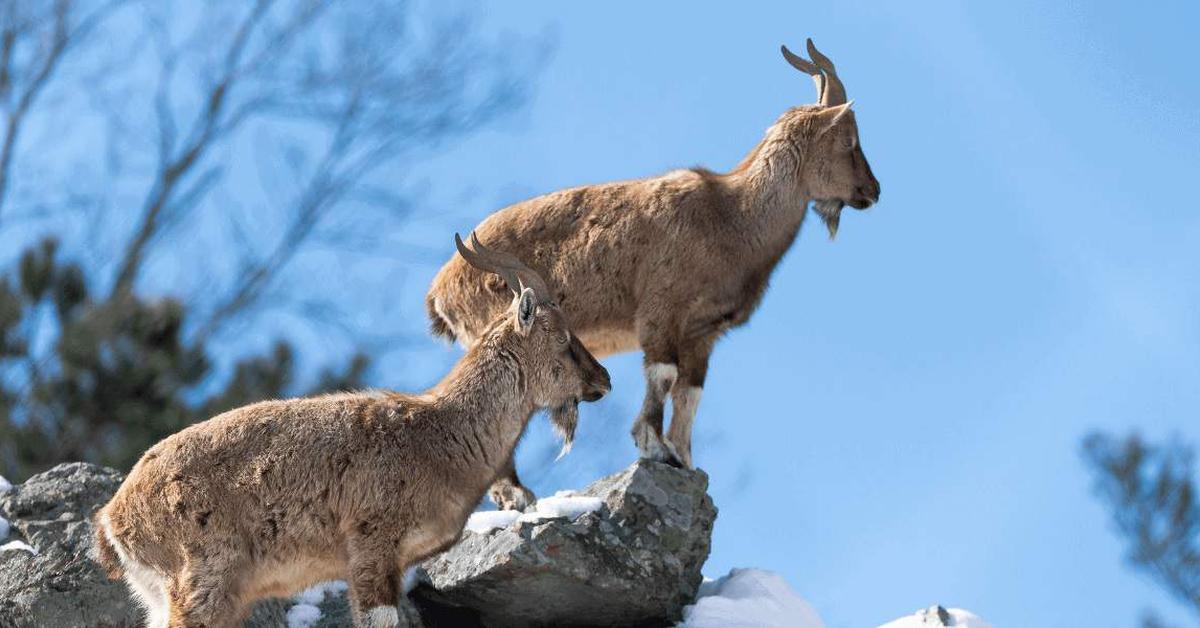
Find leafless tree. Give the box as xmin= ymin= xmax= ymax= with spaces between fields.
xmin=0 ymin=0 xmax=124 ymax=218
xmin=0 ymin=0 xmax=546 ymax=477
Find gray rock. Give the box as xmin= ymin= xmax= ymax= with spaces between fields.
xmin=0 ymin=463 xmax=140 ymax=628
xmin=419 ymin=460 xmax=716 ymax=627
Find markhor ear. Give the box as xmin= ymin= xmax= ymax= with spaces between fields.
xmin=514 ymin=287 xmax=537 ymax=335
xmin=816 ymin=100 xmax=854 ymax=137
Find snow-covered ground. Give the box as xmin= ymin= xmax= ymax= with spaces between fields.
xmin=680 ymin=569 xmax=989 ymax=628
xmin=0 ymin=475 xmax=11 ymax=494
xmin=880 ymin=605 xmax=992 ymax=628
xmin=680 ymin=569 xmax=825 ymax=628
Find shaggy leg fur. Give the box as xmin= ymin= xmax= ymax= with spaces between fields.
xmin=631 ymin=362 xmax=682 ymax=466
xmin=666 ymin=342 xmax=711 ymax=469
xmin=667 ymin=386 xmax=702 ymax=469
xmin=348 ymin=532 xmax=405 ymax=628
xmin=487 ymin=452 xmax=535 ymax=511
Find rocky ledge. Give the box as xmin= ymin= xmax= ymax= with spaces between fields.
xmin=0 ymin=461 xmax=716 ymax=627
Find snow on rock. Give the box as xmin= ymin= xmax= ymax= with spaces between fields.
xmin=0 ymin=514 xmax=9 ymax=540
xmin=466 ymin=491 xmax=605 ymax=534
xmin=294 ymin=580 xmax=348 ymax=606
xmin=879 ymin=605 xmax=991 ymax=628
xmin=285 ymin=580 xmax=349 ymax=627
xmin=0 ymin=540 xmax=37 ymax=555
xmin=464 ymin=509 xmax=522 ymax=533
xmin=285 ymin=603 xmax=321 ymax=628
xmin=0 ymin=475 xmax=11 ymax=494
xmin=679 ymin=568 xmax=824 ymax=628
xmin=532 ymin=491 xmax=604 ymax=519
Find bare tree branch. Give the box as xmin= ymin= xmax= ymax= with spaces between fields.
xmin=108 ymin=0 xmax=274 ymax=296
xmin=0 ymin=0 xmax=122 ymax=220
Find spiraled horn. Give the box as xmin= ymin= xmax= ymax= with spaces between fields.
xmin=454 ymin=232 xmax=554 ymax=304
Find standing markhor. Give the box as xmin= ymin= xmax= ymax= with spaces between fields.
xmin=93 ymin=235 xmax=610 ymax=628
xmin=427 ymin=39 xmax=880 ymax=508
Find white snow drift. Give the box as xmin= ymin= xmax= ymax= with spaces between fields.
xmin=679 ymin=568 xmax=825 ymax=628
xmin=880 ymin=605 xmax=992 ymax=628
xmin=465 ymin=491 xmax=604 ymax=534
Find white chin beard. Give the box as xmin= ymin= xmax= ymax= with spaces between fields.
xmin=813 ymin=200 xmax=845 ymax=240
xmin=550 ymin=402 xmax=578 ymax=461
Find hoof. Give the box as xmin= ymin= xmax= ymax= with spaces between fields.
xmin=660 ymin=439 xmax=686 ymax=468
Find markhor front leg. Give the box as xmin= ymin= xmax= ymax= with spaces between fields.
xmin=630 ymin=362 xmax=684 ymax=467
xmin=488 ymin=451 xmax=535 ymax=511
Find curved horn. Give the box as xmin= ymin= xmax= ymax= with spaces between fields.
xmin=455 ymin=232 xmax=553 ymax=304
xmin=780 ymin=44 xmax=825 ymax=105
xmin=806 ymin=38 xmax=847 ymax=106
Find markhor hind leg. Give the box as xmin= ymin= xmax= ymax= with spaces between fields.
xmin=487 ymin=451 xmax=536 ymax=511
xmin=667 ymin=342 xmax=713 ymax=470
xmin=631 ymin=359 xmax=684 ymax=467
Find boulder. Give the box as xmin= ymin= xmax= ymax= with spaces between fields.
xmin=0 ymin=463 xmax=140 ymax=628
xmin=417 ymin=460 xmax=716 ymax=627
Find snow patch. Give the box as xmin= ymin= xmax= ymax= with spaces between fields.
xmin=467 ymin=492 xmax=604 ymax=534
xmin=465 ymin=509 xmax=522 ymax=533
xmin=287 ymin=580 xmax=348 ymax=627
xmin=0 ymin=475 xmax=10 ymax=494
xmin=879 ymin=606 xmax=991 ymax=628
xmin=533 ymin=491 xmax=603 ymax=519
xmin=286 ymin=603 xmax=321 ymax=628
xmin=0 ymin=540 xmax=36 ymax=555
xmin=0 ymin=515 xmax=9 ymax=540
xmin=294 ymin=580 xmax=348 ymax=606
xmin=679 ymin=568 xmax=824 ymax=628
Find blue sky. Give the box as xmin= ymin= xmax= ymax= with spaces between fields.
xmin=7 ymin=1 xmax=1195 ymax=626
xmin=390 ymin=2 xmax=1200 ymax=626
